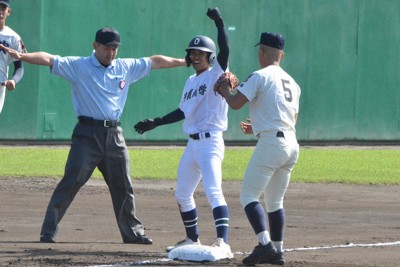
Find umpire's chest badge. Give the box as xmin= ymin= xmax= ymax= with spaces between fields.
xmin=119 ymin=80 xmax=126 ymax=90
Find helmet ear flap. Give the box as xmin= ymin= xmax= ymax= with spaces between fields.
xmin=208 ymin=52 xmax=216 ymax=65
xmin=185 ymin=51 xmax=192 ymax=67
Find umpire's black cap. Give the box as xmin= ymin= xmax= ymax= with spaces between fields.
xmin=0 ymin=0 xmax=10 ymax=7
xmin=255 ymin=32 xmax=285 ymax=50
xmin=95 ymin=27 xmax=121 ymax=47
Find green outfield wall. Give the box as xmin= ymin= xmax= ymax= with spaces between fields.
xmin=0 ymin=0 xmax=399 ymax=142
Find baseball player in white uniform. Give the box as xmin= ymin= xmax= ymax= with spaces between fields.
xmin=214 ymin=32 xmax=301 ymax=265
xmin=0 ymin=0 xmax=26 ymax=113
xmin=134 ymin=8 xmax=232 ymax=256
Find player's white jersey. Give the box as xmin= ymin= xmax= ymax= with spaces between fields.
xmin=238 ymin=65 xmax=301 ymax=136
xmin=179 ymin=61 xmax=228 ymax=134
xmin=0 ymin=26 xmax=26 ymax=82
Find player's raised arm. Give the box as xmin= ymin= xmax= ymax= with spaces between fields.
xmin=207 ymin=7 xmax=229 ymax=71
xmin=0 ymin=44 xmax=54 ymax=67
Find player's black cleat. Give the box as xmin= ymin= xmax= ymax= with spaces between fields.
xmin=242 ymin=242 xmax=284 ymax=266
xmin=40 ymin=234 xmax=55 ymax=243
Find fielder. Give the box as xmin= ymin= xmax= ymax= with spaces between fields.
xmin=214 ymin=32 xmax=301 ymax=265
xmin=134 ymin=7 xmax=232 ymax=257
xmin=0 ymin=0 xmax=26 ymax=113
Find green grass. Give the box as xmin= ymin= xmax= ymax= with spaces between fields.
xmin=293 ymin=149 xmax=400 ymax=184
xmin=0 ymin=146 xmax=399 ymax=185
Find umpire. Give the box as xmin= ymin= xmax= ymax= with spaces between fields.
xmin=0 ymin=27 xmax=186 ymax=244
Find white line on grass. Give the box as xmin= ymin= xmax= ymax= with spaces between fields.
xmin=90 ymin=240 xmax=400 ymax=266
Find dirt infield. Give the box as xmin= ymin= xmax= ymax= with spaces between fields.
xmin=0 ymin=177 xmax=399 ymax=266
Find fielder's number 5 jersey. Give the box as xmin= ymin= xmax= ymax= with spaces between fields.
xmin=238 ymin=65 xmax=301 ymax=136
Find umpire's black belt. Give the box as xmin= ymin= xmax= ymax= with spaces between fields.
xmin=78 ymin=116 xmax=121 ymax=127
xmin=190 ymin=132 xmax=211 ymax=140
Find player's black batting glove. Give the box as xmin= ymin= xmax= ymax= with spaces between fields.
xmin=207 ymin=7 xmax=224 ymax=27
xmin=185 ymin=51 xmax=191 ymax=67
xmin=134 ymin=119 xmax=157 ymax=134
xmin=207 ymin=7 xmax=221 ymax=20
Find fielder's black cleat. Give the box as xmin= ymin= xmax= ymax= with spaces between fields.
xmin=275 ymin=252 xmax=285 ymax=265
xmin=40 ymin=234 xmax=55 ymax=243
xmin=242 ymin=242 xmax=284 ymax=266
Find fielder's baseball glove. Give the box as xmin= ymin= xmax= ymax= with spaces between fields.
xmin=214 ymin=72 xmax=240 ymax=96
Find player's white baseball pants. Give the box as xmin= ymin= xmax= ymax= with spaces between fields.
xmin=175 ymin=131 xmax=227 ymax=212
xmin=0 ymin=85 xmax=6 ymax=113
xmin=240 ymin=130 xmax=299 ymax=212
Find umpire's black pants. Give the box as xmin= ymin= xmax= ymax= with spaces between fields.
xmin=40 ymin=122 xmax=145 ymax=242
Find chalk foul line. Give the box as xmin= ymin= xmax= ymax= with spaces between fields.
xmin=90 ymin=240 xmax=400 ymax=266
xmin=283 ymin=240 xmax=400 ymax=252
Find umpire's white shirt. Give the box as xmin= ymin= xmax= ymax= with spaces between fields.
xmin=51 ymin=52 xmax=151 ymax=121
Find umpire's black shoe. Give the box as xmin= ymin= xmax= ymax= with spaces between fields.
xmin=242 ymin=242 xmax=284 ymax=266
xmin=124 ymin=234 xmax=153 ymax=245
xmin=40 ymin=234 xmax=55 ymax=243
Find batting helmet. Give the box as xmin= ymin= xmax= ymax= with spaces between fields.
xmin=185 ymin=35 xmax=216 ymax=64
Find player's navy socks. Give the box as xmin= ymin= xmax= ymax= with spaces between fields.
xmin=244 ymin=201 xmax=268 ymax=234
xmin=213 ymin=205 xmax=229 ymax=243
xmin=268 ymin=208 xmax=285 ymax=241
xmin=180 ymin=208 xmax=199 ymax=241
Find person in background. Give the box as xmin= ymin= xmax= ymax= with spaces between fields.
xmin=0 ymin=0 xmax=26 ymax=113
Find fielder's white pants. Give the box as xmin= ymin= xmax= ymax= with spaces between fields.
xmin=0 ymin=85 xmax=6 ymax=113
xmin=175 ymin=131 xmax=227 ymax=212
xmin=240 ymin=130 xmax=300 ymax=212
